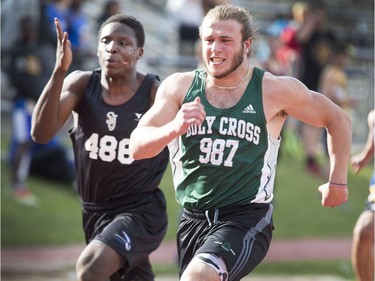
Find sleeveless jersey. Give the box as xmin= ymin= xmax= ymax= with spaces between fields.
xmin=70 ymin=69 xmax=169 ymax=210
xmin=168 ymin=68 xmax=281 ymax=210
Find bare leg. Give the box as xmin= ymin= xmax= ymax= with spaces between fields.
xmin=352 ymin=210 xmax=374 ymax=281
xmin=11 ymin=141 xmax=38 ymax=206
xmin=302 ymin=124 xmax=323 ymax=176
xmin=181 ymin=256 xmax=221 ymax=281
xmin=76 ymin=240 xmax=125 ymax=281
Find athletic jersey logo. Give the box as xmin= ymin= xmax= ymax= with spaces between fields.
xmin=214 ymin=241 xmax=236 ymax=255
xmin=242 ymin=104 xmax=256 ymax=114
xmin=134 ymin=113 xmax=143 ymax=121
xmin=115 ymin=231 xmax=132 ymax=252
xmin=106 ymin=111 xmax=118 ymax=131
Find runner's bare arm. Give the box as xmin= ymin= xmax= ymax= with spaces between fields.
xmin=130 ymin=72 xmax=206 ymax=159
xmin=264 ymin=74 xmax=351 ymax=207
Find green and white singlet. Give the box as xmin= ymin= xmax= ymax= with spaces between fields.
xmin=168 ymin=67 xmax=281 ymax=210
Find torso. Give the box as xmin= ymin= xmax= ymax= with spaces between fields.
xmin=70 ymin=69 xmax=169 ymax=209
xmin=169 ymin=68 xmax=281 ymax=210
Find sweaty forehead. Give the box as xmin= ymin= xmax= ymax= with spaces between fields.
xmin=201 ymin=18 xmax=242 ymax=38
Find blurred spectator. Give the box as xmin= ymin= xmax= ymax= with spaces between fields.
xmin=39 ymin=0 xmax=91 ymax=70
xmin=166 ymin=0 xmax=227 ymax=56
xmin=350 ymin=109 xmax=375 ymax=281
xmin=1 ymin=0 xmax=41 ymax=105
xmin=261 ymin=33 xmax=297 ymax=77
xmin=297 ymin=0 xmax=337 ymax=177
xmin=97 ymin=0 xmax=121 ymax=31
xmin=194 ymin=39 xmax=204 ymax=69
xmin=1 ymin=0 xmax=40 ymax=54
xmin=39 ymin=0 xmax=71 ymax=46
xmin=319 ymin=41 xmax=358 ymax=111
xmin=166 ymin=0 xmax=204 ymax=55
xmin=201 ymin=0 xmax=229 ymax=14
xmin=7 ymin=16 xmax=76 ymax=207
xmin=280 ymin=1 xmax=310 ymax=64
xmin=66 ymin=0 xmax=91 ymax=70
xmin=298 ymin=1 xmax=336 ymax=89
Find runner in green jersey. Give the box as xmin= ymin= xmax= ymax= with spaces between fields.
xmin=130 ymin=4 xmax=351 ymax=281
xmin=169 ymin=67 xmax=280 ymax=210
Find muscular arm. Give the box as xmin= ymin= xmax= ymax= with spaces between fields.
xmin=264 ymin=74 xmax=352 ymax=207
xmin=31 ymin=70 xmax=89 ymax=143
xmin=130 ymin=72 xmax=206 ymax=159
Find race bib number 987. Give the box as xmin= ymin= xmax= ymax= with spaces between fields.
xmin=199 ymin=137 xmax=239 ymax=167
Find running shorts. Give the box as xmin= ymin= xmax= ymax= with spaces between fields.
xmin=178 ymin=203 xmax=274 ymax=281
xmin=85 ymin=188 xmax=167 ymax=281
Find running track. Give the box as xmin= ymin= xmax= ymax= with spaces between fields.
xmin=2 ymin=238 xmax=352 ymax=273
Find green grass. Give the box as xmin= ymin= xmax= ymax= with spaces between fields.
xmin=1 ymin=171 xmax=84 ymax=246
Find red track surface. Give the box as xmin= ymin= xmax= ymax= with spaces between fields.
xmin=2 ymin=238 xmax=352 ymax=273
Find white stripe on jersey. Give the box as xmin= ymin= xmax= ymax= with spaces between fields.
xmin=251 ymin=134 xmax=280 ymax=203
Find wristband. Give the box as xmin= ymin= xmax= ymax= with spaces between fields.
xmin=329 ymin=181 xmax=347 ymax=189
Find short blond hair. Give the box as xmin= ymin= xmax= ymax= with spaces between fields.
xmin=200 ymin=4 xmax=258 ymax=42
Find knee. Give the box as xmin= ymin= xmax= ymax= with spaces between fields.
xmin=76 ymin=254 xmax=104 ymax=281
xmin=181 ymin=266 xmax=216 ymax=281
xmin=181 ymin=254 xmax=227 ymax=281
xmin=353 ymin=212 xmax=375 ymax=244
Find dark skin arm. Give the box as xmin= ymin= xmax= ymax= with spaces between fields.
xmin=31 ymin=18 xmax=89 ymax=143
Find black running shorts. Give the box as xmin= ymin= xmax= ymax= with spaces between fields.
xmin=86 ymin=188 xmax=168 ymax=281
xmin=178 ymin=203 xmax=273 ymax=281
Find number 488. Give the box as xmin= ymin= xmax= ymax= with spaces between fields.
xmin=84 ymin=133 xmax=134 ymax=164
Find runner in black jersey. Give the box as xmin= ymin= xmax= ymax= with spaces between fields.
xmin=130 ymin=4 xmax=352 ymax=281
xmin=31 ymin=14 xmax=169 ymax=281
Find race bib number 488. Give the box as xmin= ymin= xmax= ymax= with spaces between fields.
xmin=84 ymin=133 xmax=134 ymax=164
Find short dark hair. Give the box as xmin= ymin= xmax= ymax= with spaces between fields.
xmin=98 ymin=14 xmax=145 ymax=47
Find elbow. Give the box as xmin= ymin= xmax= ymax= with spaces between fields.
xmin=129 ymin=140 xmax=143 ymax=160
xmin=330 ymin=106 xmax=352 ymax=132
xmin=30 ymin=127 xmax=53 ymax=144
xmin=30 ymin=133 xmax=51 ymax=144
xmin=131 ymin=151 xmax=144 ymax=161
xmin=130 ymin=147 xmax=148 ymax=161
xmin=129 ymin=139 xmax=154 ymax=160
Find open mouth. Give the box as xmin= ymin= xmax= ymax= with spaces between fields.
xmin=105 ymin=57 xmax=118 ymax=63
xmin=211 ymin=57 xmax=225 ymax=65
